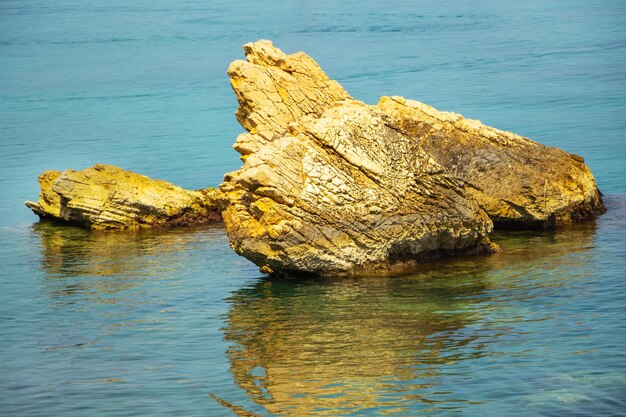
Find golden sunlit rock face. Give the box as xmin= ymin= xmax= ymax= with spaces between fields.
xmin=221 ymin=40 xmax=604 ymax=276
xmin=227 ymin=39 xmax=351 ymax=157
xmin=26 ymin=164 xmax=223 ymax=229
xmin=25 ymin=40 xmax=605 ymax=276
xmin=221 ymin=41 xmax=497 ymax=276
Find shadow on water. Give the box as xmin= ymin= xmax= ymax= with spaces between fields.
xmin=218 ymin=209 xmax=610 ymax=416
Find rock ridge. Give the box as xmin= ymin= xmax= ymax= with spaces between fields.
xmin=25 ymin=40 xmax=605 ymax=277
xmin=378 ymin=96 xmax=605 ymax=228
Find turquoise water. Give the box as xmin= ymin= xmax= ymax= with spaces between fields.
xmin=1 ymin=0 xmax=625 ymax=415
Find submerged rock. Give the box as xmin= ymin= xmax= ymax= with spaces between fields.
xmin=378 ymin=96 xmax=605 ymax=228
xmin=221 ymin=41 xmax=498 ymax=276
xmin=26 ymin=164 xmax=223 ymax=230
xmin=221 ymin=40 xmax=604 ymax=276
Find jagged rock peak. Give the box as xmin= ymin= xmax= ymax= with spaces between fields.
xmin=227 ymin=40 xmax=350 ymax=156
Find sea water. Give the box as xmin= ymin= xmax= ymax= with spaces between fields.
xmin=1 ymin=0 xmax=625 ymax=415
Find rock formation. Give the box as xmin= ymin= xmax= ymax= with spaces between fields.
xmin=26 ymin=164 xmax=223 ymax=230
xmin=221 ymin=40 xmax=604 ymax=276
xmin=378 ymin=96 xmax=605 ymax=228
xmin=221 ymin=41 xmax=498 ymax=276
xmin=25 ymin=40 xmax=605 ymax=277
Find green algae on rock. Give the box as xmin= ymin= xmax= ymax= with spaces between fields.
xmin=26 ymin=164 xmax=223 ymax=230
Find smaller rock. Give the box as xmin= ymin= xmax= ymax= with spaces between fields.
xmin=25 ymin=164 xmax=224 ymax=229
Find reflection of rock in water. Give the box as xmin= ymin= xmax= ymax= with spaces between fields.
xmin=31 ymin=221 xmax=223 ymax=297
xmin=220 ymin=220 xmax=599 ymax=416
xmin=222 ymin=275 xmax=490 ymax=415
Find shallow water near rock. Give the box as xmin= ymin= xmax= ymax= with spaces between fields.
xmin=1 ymin=198 xmax=625 ymax=416
xmin=1 ymin=0 xmax=625 ymax=416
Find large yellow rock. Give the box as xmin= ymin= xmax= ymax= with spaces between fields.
xmin=222 ymin=41 xmax=497 ymax=276
xmin=26 ymin=164 xmax=223 ymax=229
xmin=221 ymin=40 xmax=604 ymax=276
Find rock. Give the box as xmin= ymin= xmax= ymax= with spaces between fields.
xmin=26 ymin=164 xmax=223 ymax=229
xmin=222 ymin=42 xmax=497 ymax=276
xmin=227 ymin=39 xmax=350 ymax=157
xmin=221 ymin=40 xmax=603 ymax=276
xmin=229 ymin=40 xmax=604 ymax=230
xmin=378 ymin=96 xmax=605 ymax=228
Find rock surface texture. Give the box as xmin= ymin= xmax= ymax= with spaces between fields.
xmin=222 ymin=40 xmax=604 ymax=276
xmin=221 ymin=41 xmax=499 ymax=276
xmin=227 ymin=39 xmax=350 ymax=157
xmin=378 ymin=96 xmax=605 ymax=228
xmin=26 ymin=164 xmax=223 ymax=229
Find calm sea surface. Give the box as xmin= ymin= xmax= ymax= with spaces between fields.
xmin=1 ymin=0 xmax=625 ymax=416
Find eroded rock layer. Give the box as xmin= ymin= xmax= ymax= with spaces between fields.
xmin=378 ymin=96 xmax=605 ymax=228
xmin=26 ymin=164 xmax=223 ymax=230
